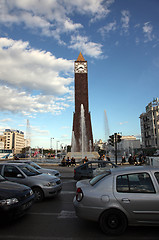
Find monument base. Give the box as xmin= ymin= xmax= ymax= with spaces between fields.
xmin=66 ymin=152 xmax=99 ymax=161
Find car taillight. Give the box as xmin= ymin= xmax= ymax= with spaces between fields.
xmin=76 ymin=187 xmax=83 ymax=202
xmin=74 ymin=169 xmax=76 ymax=174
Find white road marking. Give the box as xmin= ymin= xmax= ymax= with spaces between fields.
xmin=58 ymin=210 xmax=77 ymax=219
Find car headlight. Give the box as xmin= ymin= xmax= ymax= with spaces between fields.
xmin=44 ymin=182 xmax=56 ymax=187
xmin=0 ymin=198 xmax=19 ymax=206
xmin=30 ymin=189 xmax=34 ymax=195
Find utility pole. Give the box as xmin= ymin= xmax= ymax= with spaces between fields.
xmin=108 ymin=133 xmax=122 ymax=165
xmin=114 ymin=133 xmax=117 ymax=164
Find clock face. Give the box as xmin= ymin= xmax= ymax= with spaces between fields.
xmin=75 ymin=62 xmax=87 ymax=73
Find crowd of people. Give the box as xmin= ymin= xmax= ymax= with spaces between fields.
xmin=60 ymin=153 xmax=147 ymax=167
xmin=60 ymin=156 xmax=76 ymax=167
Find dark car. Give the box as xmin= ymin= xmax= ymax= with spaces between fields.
xmin=0 ymin=174 xmax=34 ymax=221
xmin=74 ymin=160 xmax=117 ymax=180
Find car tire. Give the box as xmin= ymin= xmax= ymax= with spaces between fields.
xmin=99 ymin=209 xmax=127 ymax=235
xmin=32 ymin=187 xmax=44 ymax=202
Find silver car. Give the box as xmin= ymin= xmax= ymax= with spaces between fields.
xmin=73 ymin=166 xmax=159 ymax=235
xmin=0 ymin=163 xmax=62 ymax=202
xmin=8 ymin=160 xmax=61 ymax=178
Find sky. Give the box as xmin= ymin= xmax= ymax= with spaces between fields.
xmin=0 ymin=0 xmax=159 ymax=150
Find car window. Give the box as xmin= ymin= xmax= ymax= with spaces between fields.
xmin=90 ymin=171 xmax=111 ymax=186
xmin=4 ymin=165 xmax=22 ymax=178
xmin=0 ymin=165 xmax=3 ymax=173
xmin=19 ymin=164 xmax=41 ymax=176
xmin=80 ymin=165 xmax=87 ymax=170
xmin=116 ymin=172 xmax=155 ymax=193
xmin=30 ymin=162 xmax=41 ymax=169
xmin=154 ymin=172 xmax=159 ymax=184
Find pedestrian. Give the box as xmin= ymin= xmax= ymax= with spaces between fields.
xmin=128 ymin=154 xmax=133 ymax=165
xmin=82 ymin=156 xmax=88 ymax=164
xmin=66 ymin=157 xmax=71 ymax=167
xmin=106 ymin=155 xmax=110 ymax=161
xmin=61 ymin=156 xmax=66 ymax=166
xmin=71 ymin=157 xmax=76 ymax=166
xmin=121 ymin=156 xmax=126 ymax=164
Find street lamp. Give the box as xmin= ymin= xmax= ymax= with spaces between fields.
xmin=56 ymin=141 xmax=59 ymax=156
xmin=50 ymin=138 xmax=54 ymax=151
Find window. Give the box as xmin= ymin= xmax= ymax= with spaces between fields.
xmin=4 ymin=165 xmax=22 ymax=178
xmin=116 ymin=172 xmax=155 ymax=193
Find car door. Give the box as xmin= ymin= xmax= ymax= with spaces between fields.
xmin=114 ymin=172 xmax=159 ymax=223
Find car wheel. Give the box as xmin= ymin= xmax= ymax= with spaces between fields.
xmin=32 ymin=187 xmax=44 ymax=202
xmin=99 ymin=209 xmax=127 ymax=235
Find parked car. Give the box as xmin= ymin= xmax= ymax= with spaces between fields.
xmin=73 ymin=165 xmax=159 ymax=235
xmin=74 ymin=160 xmax=117 ymax=180
xmin=0 ymin=174 xmax=34 ymax=221
xmin=8 ymin=160 xmax=61 ymax=178
xmin=0 ymin=163 xmax=62 ymax=202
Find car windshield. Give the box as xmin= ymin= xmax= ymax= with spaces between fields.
xmin=19 ymin=164 xmax=42 ymax=176
xmin=30 ymin=162 xmax=41 ymax=170
xmin=90 ymin=171 xmax=111 ymax=186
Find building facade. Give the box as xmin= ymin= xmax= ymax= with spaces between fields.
xmin=72 ymin=52 xmax=94 ymax=152
xmin=140 ymin=98 xmax=159 ymax=149
xmin=117 ymin=136 xmax=141 ymax=156
xmin=3 ymin=129 xmax=25 ymax=154
xmin=0 ymin=136 xmax=5 ymax=149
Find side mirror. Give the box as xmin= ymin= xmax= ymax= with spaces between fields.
xmin=17 ymin=174 xmax=24 ymax=178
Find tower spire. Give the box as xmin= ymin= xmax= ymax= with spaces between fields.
xmin=76 ymin=52 xmax=85 ymax=61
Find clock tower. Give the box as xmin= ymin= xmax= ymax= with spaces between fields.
xmin=72 ymin=52 xmax=94 ymax=152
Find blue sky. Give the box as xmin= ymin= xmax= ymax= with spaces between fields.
xmin=0 ymin=0 xmax=159 ymax=149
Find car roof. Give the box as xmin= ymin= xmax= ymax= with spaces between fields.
xmin=0 ymin=162 xmax=28 ymax=166
xmin=75 ymin=160 xmax=117 ymax=169
xmin=110 ymin=165 xmax=159 ymax=175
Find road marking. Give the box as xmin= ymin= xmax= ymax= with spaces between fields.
xmin=29 ymin=210 xmax=77 ymax=219
xmin=28 ymin=212 xmax=58 ymax=216
xmin=58 ymin=210 xmax=77 ymax=219
xmin=61 ymin=190 xmax=75 ymax=194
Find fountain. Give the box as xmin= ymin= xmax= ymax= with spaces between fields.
xmin=68 ymin=104 xmax=99 ymax=161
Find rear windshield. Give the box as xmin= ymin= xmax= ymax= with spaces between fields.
xmin=90 ymin=171 xmax=111 ymax=186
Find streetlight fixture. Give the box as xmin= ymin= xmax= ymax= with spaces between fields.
xmin=56 ymin=141 xmax=59 ymax=156
xmin=50 ymin=138 xmax=54 ymax=151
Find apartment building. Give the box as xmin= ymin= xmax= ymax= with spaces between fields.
xmin=140 ymin=98 xmax=159 ymax=149
xmin=117 ymin=135 xmax=141 ymax=155
xmin=0 ymin=136 xmax=5 ymax=149
xmin=3 ymin=129 xmax=25 ymax=154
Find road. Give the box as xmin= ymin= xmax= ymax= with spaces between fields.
xmin=1 ymin=166 xmax=159 ymax=240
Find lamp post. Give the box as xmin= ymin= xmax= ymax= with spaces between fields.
xmin=50 ymin=138 xmax=54 ymax=151
xmin=56 ymin=141 xmax=59 ymax=156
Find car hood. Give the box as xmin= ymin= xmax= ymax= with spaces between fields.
xmin=0 ymin=180 xmax=29 ymax=199
xmin=39 ymin=168 xmax=58 ymax=174
xmin=29 ymin=173 xmax=59 ymax=182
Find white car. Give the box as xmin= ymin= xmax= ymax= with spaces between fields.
xmin=74 ymin=166 xmax=159 ymax=235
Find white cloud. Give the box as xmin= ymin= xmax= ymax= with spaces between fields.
xmin=143 ymin=22 xmax=155 ymax=42
xmin=121 ymin=10 xmax=130 ymax=34
xmin=119 ymin=121 xmax=128 ymax=125
xmin=0 ymin=85 xmax=72 ymax=116
xmin=69 ymin=35 xmax=103 ymax=58
xmin=0 ymin=0 xmax=114 ymax=43
xmin=99 ymin=21 xmax=117 ymax=36
xmin=0 ymin=37 xmax=73 ymax=95
xmin=0 ymin=118 xmax=12 ymax=123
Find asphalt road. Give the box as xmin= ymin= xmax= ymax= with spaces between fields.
xmin=1 ymin=167 xmax=159 ymax=240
